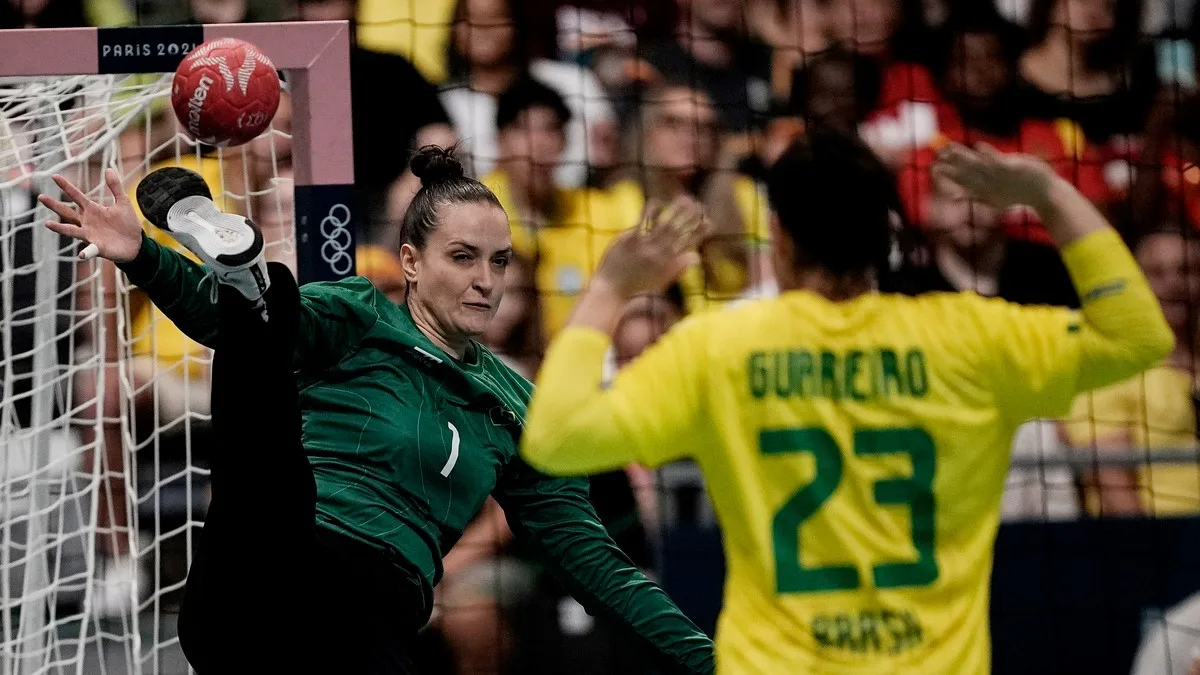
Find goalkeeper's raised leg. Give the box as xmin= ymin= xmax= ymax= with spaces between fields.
xmin=134 ymin=168 xmax=324 ymax=671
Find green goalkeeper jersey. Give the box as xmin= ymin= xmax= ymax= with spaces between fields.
xmin=118 ymin=236 xmax=713 ymax=673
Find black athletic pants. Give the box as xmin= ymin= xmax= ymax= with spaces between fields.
xmin=178 ymin=263 xmax=425 ymax=674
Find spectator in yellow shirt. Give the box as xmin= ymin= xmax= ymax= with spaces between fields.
xmin=604 ymin=83 xmax=773 ymax=312
xmin=354 ymin=0 xmax=456 ymax=84
xmin=481 ymin=78 xmax=631 ymax=342
xmin=1061 ymin=224 xmax=1200 ymax=516
xmin=484 ymin=78 xmax=769 ymax=344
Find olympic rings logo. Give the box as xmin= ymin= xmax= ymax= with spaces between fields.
xmin=319 ymin=203 xmax=353 ymax=276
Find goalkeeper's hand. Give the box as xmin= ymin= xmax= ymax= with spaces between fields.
xmin=38 ymin=169 xmax=142 ymax=263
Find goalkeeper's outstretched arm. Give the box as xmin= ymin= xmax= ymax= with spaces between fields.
xmin=116 ymin=232 xmax=223 ymax=347
xmin=40 ymin=170 xmax=373 ymax=367
xmin=494 ymin=461 xmax=716 ymax=675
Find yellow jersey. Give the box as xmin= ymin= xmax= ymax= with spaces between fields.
xmin=485 ymin=170 xmax=774 ymax=340
xmin=604 ymin=178 xmax=772 ymax=315
xmin=1062 ymin=364 xmax=1200 ymax=516
xmin=482 ymin=170 xmax=629 ymax=339
xmin=354 ymin=0 xmax=456 ymax=84
xmin=520 ymin=230 xmax=1173 ymax=674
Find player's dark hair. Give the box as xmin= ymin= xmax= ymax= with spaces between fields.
xmin=496 ymin=77 xmax=572 ymax=131
xmin=402 ymin=145 xmax=504 ymax=250
xmin=766 ymin=127 xmax=898 ymax=277
xmin=787 ymin=46 xmax=882 ymax=126
xmin=932 ymin=6 xmax=1024 ymax=79
xmin=1131 ymin=217 xmax=1198 ymax=252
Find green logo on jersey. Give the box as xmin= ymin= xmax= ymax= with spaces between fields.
xmin=748 ymin=348 xmax=928 ymax=401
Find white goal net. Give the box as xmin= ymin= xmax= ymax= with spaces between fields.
xmin=0 ymin=72 xmax=296 ymax=675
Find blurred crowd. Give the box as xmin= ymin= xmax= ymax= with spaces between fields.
xmin=8 ymin=0 xmax=1200 ymax=672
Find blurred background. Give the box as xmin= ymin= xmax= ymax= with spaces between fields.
xmin=5 ymin=0 xmax=1200 ymax=673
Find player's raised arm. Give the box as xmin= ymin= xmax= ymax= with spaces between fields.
xmin=40 ymin=169 xmax=370 ymax=368
xmin=935 ymin=143 xmax=1174 ymax=419
xmin=520 ymin=197 xmax=713 ymax=475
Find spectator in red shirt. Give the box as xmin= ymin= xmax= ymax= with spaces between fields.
xmin=1019 ymin=0 xmax=1157 ymax=142
xmin=823 ymin=0 xmax=946 ymax=165
xmin=1131 ymin=94 xmax=1200 ymax=233
xmin=895 ymin=7 xmax=1091 ymax=307
xmin=1131 ymin=17 xmax=1200 ymax=234
xmin=902 ymin=8 xmax=1110 ymax=239
xmin=1018 ymin=0 xmax=1160 ymax=203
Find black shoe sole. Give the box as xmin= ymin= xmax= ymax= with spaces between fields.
xmin=136 ymin=167 xmax=213 ymax=231
xmin=136 ymin=166 xmax=264 ymax=269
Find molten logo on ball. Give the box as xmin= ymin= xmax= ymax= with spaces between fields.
xmin=187 ymin=75 xmax=214 ymax=139
xmin=170 ymin=37 xmax=281 ymax=148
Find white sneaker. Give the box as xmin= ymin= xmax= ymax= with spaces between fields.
xmin=136 ymin=167 xmax=269 ymax=302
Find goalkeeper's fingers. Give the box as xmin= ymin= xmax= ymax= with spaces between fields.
xmin=104 ymin=169 xmax=128 ymax=205
xmin=45 ymin=220 xmax=85 ymax=241
xmin=52 ymin=174 xmax=92 ymax=208
xmin=38 ymin=194 xmax=82 ymax=225
xmin=80 ymin=243 xmax=100 ymax=261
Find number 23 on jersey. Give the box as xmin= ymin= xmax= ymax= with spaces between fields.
xmin=762 ymin=426 xmax=939 ymax=594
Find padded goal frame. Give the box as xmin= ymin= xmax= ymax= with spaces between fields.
xmin=0 ymin=20 xmax=357 ymax=283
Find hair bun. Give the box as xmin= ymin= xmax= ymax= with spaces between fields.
xmin=411 ymin=145 xmax=465 ymax=187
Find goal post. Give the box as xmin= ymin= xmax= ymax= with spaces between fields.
xmin=0 ymin=20 xmax=358 ymax=283
xmin=0 ymin=21 xmax=355 ymax=675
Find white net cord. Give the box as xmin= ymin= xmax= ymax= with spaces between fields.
xmin=0 ymin=73 xmax=166 ymax=675
xmin=0 ymin=66 xmax=296 ymax=675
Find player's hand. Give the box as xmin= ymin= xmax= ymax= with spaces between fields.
xmin=594 ymin=196 xmax=709 ymax=301
xmin=932 ymin=141 xmax=1060 ymax=212
xmin=38 ymin=169 xmax=143 ymax=263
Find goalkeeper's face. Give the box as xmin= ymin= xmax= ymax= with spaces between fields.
xmin=404 ymin=201 xmax=514 ymax=342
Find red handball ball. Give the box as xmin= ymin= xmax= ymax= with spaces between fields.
xmin=170 ymin=38 xmax=281 ymax=148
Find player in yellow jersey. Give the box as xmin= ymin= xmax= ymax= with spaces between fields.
xmin=518 ymin=128 xmax=1175 ymax=674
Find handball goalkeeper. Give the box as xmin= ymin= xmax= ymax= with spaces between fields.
xmin=38 ymin=146 xmax=714 ymax=674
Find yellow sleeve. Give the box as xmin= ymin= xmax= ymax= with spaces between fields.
xmin=1061 ymin=379 xmax=1138 ymax=448
xmin=976 ymin=229 xmax=1172 ymax=423
xmin=1066 ymin=230 xmax=1174 ymax=391
xmin=520 ymin=317 xmax=711 ymax=475
xmin=973 ymin=299 xmax=1084 ymax=422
